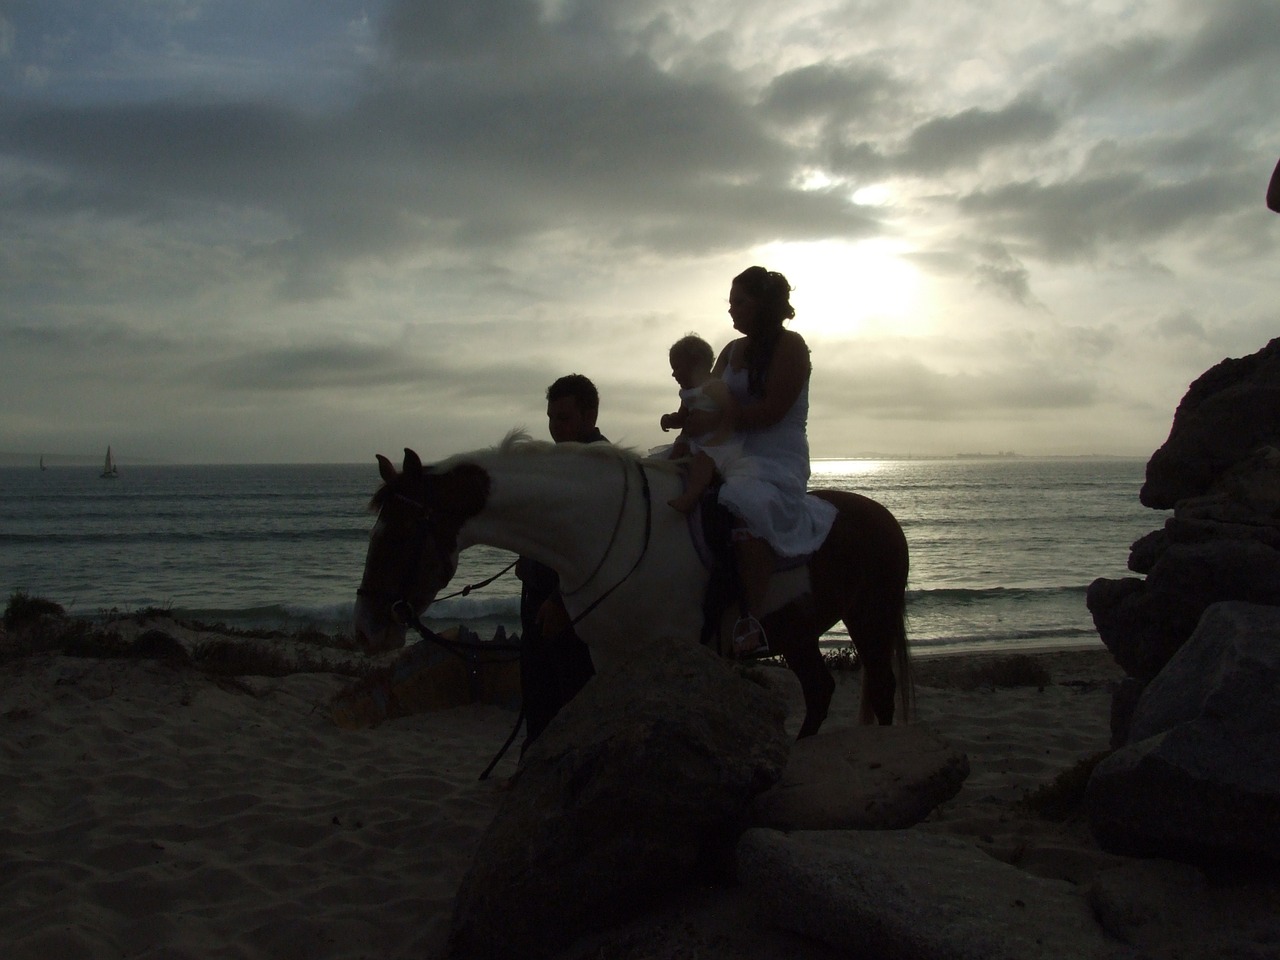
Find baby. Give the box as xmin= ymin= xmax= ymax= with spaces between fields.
xmin=660 ymin=334 xmax=741 ymax=513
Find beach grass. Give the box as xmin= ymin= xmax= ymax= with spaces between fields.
xmin=2 ymin=591 xmax=373 ymax=679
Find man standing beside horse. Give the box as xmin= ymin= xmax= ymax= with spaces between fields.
xmin=517 ymin=373 xmax=607 ymax=753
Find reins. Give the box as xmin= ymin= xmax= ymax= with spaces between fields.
xmin=559 ymin=454 xmax=632 ymax=600
xmin=372 ymin=453 xmax=654 ymax=780
xmin=564 ymin=459 xmax=652 ymax=630
xmin=432 ymin=558 xmax=518 ymax=604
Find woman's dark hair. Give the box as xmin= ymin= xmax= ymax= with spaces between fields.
xmin=733 ymin=266 xmax=795 ymax=397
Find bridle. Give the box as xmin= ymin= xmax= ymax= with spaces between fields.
xmin=356 ymin=490 xmax=459 ymax=624
xmin=359 ymin=455 xmax=653 ymax=632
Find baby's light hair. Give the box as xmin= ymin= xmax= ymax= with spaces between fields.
xmin=669 ymin=333 xmax=714 ymax=369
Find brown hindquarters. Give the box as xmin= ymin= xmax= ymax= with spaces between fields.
xmin=810 ymin=489 xmax=911 ymax=723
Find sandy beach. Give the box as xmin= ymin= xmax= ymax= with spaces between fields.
xmin=0 ymin=617 xmax=1197 ymax=959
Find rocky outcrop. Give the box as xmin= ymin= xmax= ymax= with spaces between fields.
xmin=446 ymin=636 xmax=790 ymax=960
xmin=1088 ymin=339 xmax=1280 ymax=743
xmin=748 ymin=724 xmax=969 ymax=830
xmin=1085 ymin=339 xmax=1280 ymax=867
xmin=1086 ymin=602 xmax=1280 ymax=865
xmin=1140 ymin=338 xmax=1280 ymax=509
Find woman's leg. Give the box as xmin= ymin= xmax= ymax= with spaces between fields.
xmin=733 ymin=531 xmax=774 ymax=654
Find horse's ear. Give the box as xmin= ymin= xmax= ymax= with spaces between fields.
xmin=403 ymin=448 xmax=424 ymax=478
xmin=376 ymin=454 xmax=396 ymax=485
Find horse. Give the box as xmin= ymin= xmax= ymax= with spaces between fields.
xmin=353 ymin=432 xmax=912 ymax=738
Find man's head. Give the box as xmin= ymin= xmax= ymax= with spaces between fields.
xmin=545 ymin=374 xmax=599 ymax=443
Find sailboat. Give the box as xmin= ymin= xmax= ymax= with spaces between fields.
xmin=39 ymin=455 xmax=47 ymax=471
xmin=100 ymin=446 xmax=119 ymax=479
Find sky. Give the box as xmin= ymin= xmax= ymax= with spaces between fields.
xmin=1 ymin=0 xmax=1277 ymax=464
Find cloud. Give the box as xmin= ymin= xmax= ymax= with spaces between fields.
xmin=970 ymin=241 xmax=1041 ymax=307
xmin=897 ymin=95 xmax=1061 ymax=175
xmin=955 ymin=165 xmax=1246 ymax=262
xmin=0 ymin=0 xmax=1276 ymax=462
xmin=760 ymin=59 xmax=901 ymax=125
xmin=811 ymin=346 xmax=1100 ymax=424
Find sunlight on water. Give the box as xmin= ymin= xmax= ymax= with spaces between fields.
xmin=811 ymin=458 xmax=889 ymax=477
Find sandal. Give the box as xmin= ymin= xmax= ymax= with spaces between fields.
xmin=732 ymin=616 xmax=770 ymax=658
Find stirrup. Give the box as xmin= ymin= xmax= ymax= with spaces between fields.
xmin=732 ymin=616 xmax=769 ymax=659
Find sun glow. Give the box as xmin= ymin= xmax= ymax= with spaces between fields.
xmin=756 ymin=238 xmax=925 ymax=340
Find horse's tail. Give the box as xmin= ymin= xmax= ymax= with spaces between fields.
xmin=892 ymin=589 xmax=915 ymax=722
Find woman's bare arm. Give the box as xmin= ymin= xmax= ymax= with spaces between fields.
xmin=735 ymin=330 xmax=810 ymax=431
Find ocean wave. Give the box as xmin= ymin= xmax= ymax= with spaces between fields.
xmin=906 ymin=584 xmax=1088 ymax=603
xmin=2 ymin=528 xmax=369 ymax=545
xmin=426 ymin=594 xmax=521 ymax=620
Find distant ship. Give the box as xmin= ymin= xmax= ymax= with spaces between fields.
xmin=100 ymin=446 xmax=119 ymax=479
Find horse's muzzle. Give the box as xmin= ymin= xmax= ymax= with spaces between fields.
xmin=352 ymin=595 xmax=409 ymax=654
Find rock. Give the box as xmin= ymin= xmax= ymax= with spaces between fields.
xmin=1127 ymin=601 xmax=1280 ymax=743
xmin=736 ymin=828 xmax=1136 ymax=960
xmin=1088 ymin=859 xmax=1280 ymax=960
xmin=1086 ymin=602 xmax=1280 ymax=865
xmin=1141 ymin=337 xmax=1280 ymax=509
xmin=1093 ymin=540 xmax=1280 ymax=683
xmin=446 ymin=636 xmax=790 ymax=960
xmin=748 ymin=723 xmax=968 ymax=830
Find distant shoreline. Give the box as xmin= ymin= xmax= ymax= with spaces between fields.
xmin=4 ymin=452 xmax=1151 ymax=468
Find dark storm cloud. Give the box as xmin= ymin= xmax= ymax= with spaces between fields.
xmin=818 ymin=93 xmax=1060 ymax=180
xmin=957 ymin=166 xmax=1246 ymax=262
xmin=200 ymin=341 xmax=558 ymax=411
xmin=1 ymin=0 xmax=1277 ymax=461
xmin=0 ymin=1 xmax=883 ymax=298
xmin=897 ymin=96 xmax=1061 ymax=175
xmin=1167 ymin=0 xmax=1280 ymax=91
xmin=379 ymin=0 xmax=546 ymax=62
xmin=1067 ymin=0 xmax=1278 ymax=107
xmin=760 ymin=60 xmax=901 ymax=124
xmin=203 ymin=343 xmax=429 ymax=391
xmin=971 ymin=242 xmax=1040 ymax=308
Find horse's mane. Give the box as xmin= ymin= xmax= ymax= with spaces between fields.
xmin=494 ymin=428 xmax=681 ymax=474
xmin=371 ymin=430 xmax=679 ymax=507
xmin=497 ymin=428 xmax=630 ymax=459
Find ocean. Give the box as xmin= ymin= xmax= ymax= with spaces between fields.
xmin=0 ymin=457 xmax=1161 ymax=657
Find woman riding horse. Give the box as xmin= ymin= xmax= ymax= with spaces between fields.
xmin=692 ymin=266 xmax=836 ymax=657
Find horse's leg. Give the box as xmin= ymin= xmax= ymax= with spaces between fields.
xmin=769 ymin=602 xmax=833 ymax=739
xmin=846 ymin=599 xmax=906 ymax=724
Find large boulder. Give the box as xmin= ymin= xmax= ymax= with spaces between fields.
xmin=1089 ymin=537 xmax=1280 ymax=685
xmin=1086 ymin=602 xmax=1280 ymax=865
xmin=736 ymin=828 xmax=1134 ymax=960
xmin=1141 ymin=337 xmax=1280 ymax=509
xmin=446 ymin=636 xmax=790 ymax=960
xmin=748 ymin=723 xmax=969 ymax=830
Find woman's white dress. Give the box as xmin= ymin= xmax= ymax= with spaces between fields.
xmin=717 ymin=354 xmax=837 ymax=557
